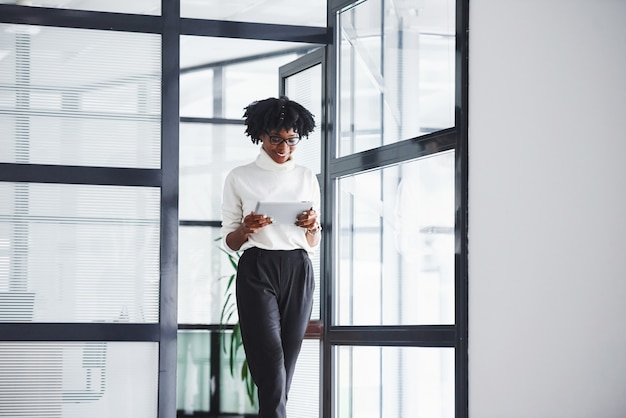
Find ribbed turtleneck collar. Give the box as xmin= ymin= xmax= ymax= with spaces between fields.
xmin=255 ymin=147 xmax=295 ymax=172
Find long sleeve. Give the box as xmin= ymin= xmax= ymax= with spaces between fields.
xmin=220 ymin=150 xmax=321 ymax=255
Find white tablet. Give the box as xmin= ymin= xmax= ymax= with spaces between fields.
xmin=254 ymin=201 xmax=313 ymax=224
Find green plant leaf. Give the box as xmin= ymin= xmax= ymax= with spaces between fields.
xmin=228 ymin=255 xmax=239 ymax=271
xmin=225 ymin=310 xmax=236 ymax=323
xmin=243 ymin=359 xmax=256 ymax=405
xmin=219 ymin=293 xmax=232 ymax=323
xmin=229 ymin=332 xmax=237 ymax=374
xmin=226 ymin=273 xmax=236 ymax=291
xmin=215 ymin=237 xmax=254 ymax=405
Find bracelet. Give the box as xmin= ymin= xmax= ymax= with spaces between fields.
xmin=306 ymin=223 xmax=321 ymax=236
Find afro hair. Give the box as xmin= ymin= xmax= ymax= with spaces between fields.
xmin=243 ymin=96 xmax=316 ymax=144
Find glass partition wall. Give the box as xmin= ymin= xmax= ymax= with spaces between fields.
xmin=0 ymin=2 xmax=329 ymax=417
xmin=177 ymin=36 xmax=324 ymax=416
xmin=0 ymin=0 xmax=468 ymax=416
xmin=326 ymin=0 xmax=467 ymax=417
xmin=0 ymin=15 xmax=164 ymax=418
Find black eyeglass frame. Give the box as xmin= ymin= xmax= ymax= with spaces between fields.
xmin=267 ymin=135 xmax=301 ymax=146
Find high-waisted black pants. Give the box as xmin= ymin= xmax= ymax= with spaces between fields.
xmin=236 ymin=247 xmax=315 ymax=418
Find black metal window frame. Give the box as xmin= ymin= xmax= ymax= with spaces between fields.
xmin=0 ymin=2 xmax=328 ymax=417
xmin=0 ymin=0 xmax=468 ymax=416
xmin=177 ymin=46 xmax=326 ymax=417
xmin=0 ymin=3 xmax=181 ymax=417
xmin=321 ymin=1 xmax=469 ymax=417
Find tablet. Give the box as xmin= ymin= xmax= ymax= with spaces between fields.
xmin=255 ymin=201 xmax=313 ymax=224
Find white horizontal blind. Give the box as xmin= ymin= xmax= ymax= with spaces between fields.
xmin=1 ymin=0 xmax=161 ymax=14
xmin=0 ymin=182 xmax=160 ymax=323
xmin=0 ymin=17 xmax=165 ymax=418
xmin=285 ymin=62 xmax=323 ymax=321
xmin=285 ymin=63 xmax=322 ymax=176
xmin=288 ymin=340 xmax=320 ymax=418
xmin=0 ymin=24 xmax=161 ymax=168
xmin=0 ymin=342 xmax=159 ymax=418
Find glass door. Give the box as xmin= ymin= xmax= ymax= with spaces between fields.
xmin=327 ymin=0 xmax=465 ymax=417
xmin=279 ymin=47 xmax=326 ymax=418
xmin=0 ymin=17 xmax=165 ymax=418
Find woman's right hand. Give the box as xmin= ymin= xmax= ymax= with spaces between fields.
xmin=226 ymin=211 xmax=273 ymax=251
xmin=241 ymin=211 xmax=273 ymax=234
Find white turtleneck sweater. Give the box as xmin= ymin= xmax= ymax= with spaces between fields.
xmin=221 ymin=147 xmax=321 ymax=255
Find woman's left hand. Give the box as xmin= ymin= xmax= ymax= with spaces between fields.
xmin=296 ymin=209 xmax=320 ymax=234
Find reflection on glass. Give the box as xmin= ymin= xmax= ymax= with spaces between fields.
xmin=177 ymin=330 xmax=212 ymax=414
xmin=181 ymin=0 xmax=327 ymax=27
xmin=220 ymin=330 xmax=259 ymax=415
xmin=337 ymin=0 xmax=455 ymax=156
xmin=179 ymin=123 xmax=258 ymax=221
xmin=180 ymin=36 xmax=319 ymax=119
xmin=178 ymin=122 xmax=321 ymax=323
xmin=335 ymin=346 xmax=454 ymax=418
xmin=0 ymin=342 xmax=158 ymax=418
xmin=335 ymin=151 xmax=455 ymax=326
xmin=178 ymin=35 xmax=325 ymax=415
xmin=179 ymin=37 xmax=323 ymax=321
xmin=177 ymin=332 xmax=320 ymax=416
xmin=220 ymin=335 xmax=320 ymax=416
xmin=177 ymin=227 xmax=229 ymax=325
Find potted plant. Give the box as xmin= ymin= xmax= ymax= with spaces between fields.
xmin=216 ymin=238 xmax=257 ymax=406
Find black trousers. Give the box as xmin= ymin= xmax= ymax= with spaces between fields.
xmin=236 ymin=247 xmax=315 ymax=418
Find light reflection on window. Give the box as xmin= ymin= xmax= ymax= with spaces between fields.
xmin=335 ymin=151 xmax=455 ymax=326
xmin=335 ymin=346 xmax=455 ymax=418
xmin=337 ymin=0 xmax=455 ymax=156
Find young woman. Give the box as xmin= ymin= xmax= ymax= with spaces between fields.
xmin=221 ymin=96 xmax=321 ymax=418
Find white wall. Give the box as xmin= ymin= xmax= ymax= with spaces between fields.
xmin=468 ymin=0 xmax=626 ymax=417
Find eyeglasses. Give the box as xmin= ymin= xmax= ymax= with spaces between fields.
xmin=268 ymin=135 xmax=301 ymax=146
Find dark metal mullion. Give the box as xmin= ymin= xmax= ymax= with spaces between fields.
xmin=326 ymin=325 xmax=456 ymax=347
xmin=159 ymin=0 xmax=180 ymax=417
xmin=279 ymin=47 xmax=327 ymax=79
xmin=180 ymin=117 xmax=243 ymax=125
xmin=0 ymin=323 xmax=160 ymax=341
xmin=322 ymin=14 xmax=337 ymax=418
xmin=455 ymin=0 xmax=470 ymax=416
xmin=181 ymin=45 xmax=316 ymax=74
xmin=179 ymin=220 xmax=222 ymax=227
xmin=330 ymin=0 xmax=360 ymax=14
xmin=330 ymin=128 xmax=456 ymax=179
xmin=178 ymin=323 xmax=235 ymax=331
xmin=0 ymin=4 xmax=162 ymax=33
xmin=0 ymin=163 xmax=161 ymax=187
xmin=181 ymin=18 xmax=331 ymax=44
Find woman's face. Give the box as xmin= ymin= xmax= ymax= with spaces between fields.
xmin=261 ymin=128 xmax=300 ymax=164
